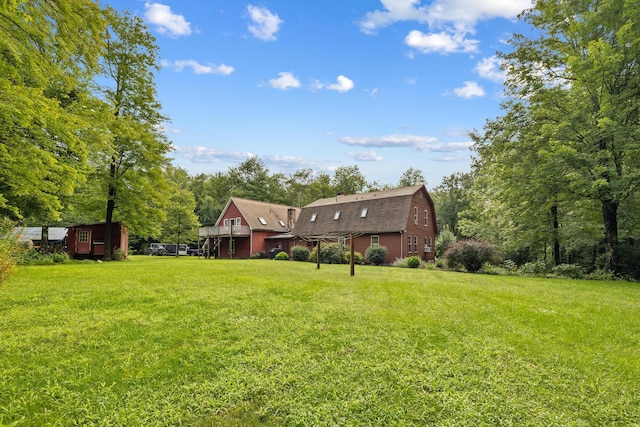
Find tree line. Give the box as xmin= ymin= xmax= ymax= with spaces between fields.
xmin=1 ymin=1 xmax=638 ymax=277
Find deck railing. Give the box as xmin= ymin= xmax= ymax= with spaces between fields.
xmin=198 ymin=225 xmax=251 ymax=237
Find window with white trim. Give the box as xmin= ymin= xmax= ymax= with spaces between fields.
xmin=334 ymin=211 xmax=341 ymax=220
xmin=408 ymin=235 xmax=412 ymax=253
xmin=414 ymin=236 xmax=418 ymax=253
xmin=310 ymin=213 xmax=317 ymax=222
xmin=371 ymin=235 xmax=379 ymax=246
xmin=258 ymin=217 xmax=267 ymax=225
xmin=278 ymin=220 xmax=286 ymax=227
xmin=361 ymin=208 xmax=368 ymax=218
xmin=414 ymin=207 xmax=418 ymax=224
xmin=424 ymin=210 xmax=429 ymax=226
xmin=79 ymin=230 xmax=89 ymax=243
xmin=338 ymin=236 xmax=345 ymax=249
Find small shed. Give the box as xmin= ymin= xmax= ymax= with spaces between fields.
xmin=66 ymin=222 xmax=128 ymax=259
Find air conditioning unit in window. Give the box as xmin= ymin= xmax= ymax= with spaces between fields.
xmin=424 ymin=245 xmax=432 ymax=253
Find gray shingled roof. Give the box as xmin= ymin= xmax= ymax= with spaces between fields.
xmin=223 ymin=197 xmax=300 ymax=232
xmin=294 ymin=185 xmax=427 ymax=237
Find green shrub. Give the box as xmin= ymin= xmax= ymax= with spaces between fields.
xmin=587 ymin=269 xmax=616 ymax=281
xmin=51 ymin=252 xmax=70 ymax=263
xmin=274 ymin=251 xmax=289 ymax=261
xmin=435 ymin=225 xmax=457 ymax=257
xmin=519 ymin=260 xmax=548 ymax=276
xmin=365 ymin=245 xmax=388 ymax=266
xmin=443 ymin=239 xmax=501 ymax=273
xmin=309 ymin=247 xmax=318 ymax=263
xmin=320 ymin=243 xmax=344 ymax=264
xmin=343 ymin=251 xmax=365 ymax=265
xmin=0 ymin=220 xmax=19 ymax=284
xmin=551 ymin=263 xmax=584 ymax=279
xmin=406 ymin=256 xmax=421 ymax=268
xmin=291 ymin=246 xmax=310 ymax=262
xmin=250 ymin=251 xmax=267 ymax=259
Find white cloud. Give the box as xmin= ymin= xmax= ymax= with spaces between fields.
xmin=405 ymin=29 xmax=478 ymax=54
xmin=173 ymin=147 xmax=254 ymax=164
xmin=452 ymin=81 xmax=486 ymax=98
xmin=359 ymin=0 xmax=528 ymax=33
xmin=358 ymin=0 xmax=430 ymax=35
xmin=247 ymin=5 xmax=283 ymax=41
xmin=144 ymin=3 xmax=191 ymax=37
xmin=268 ymin=72 xmax=301 ymax=90
xmin=427 ymin=0 xmax=530 ymax=24
xmin=165 ymin=60 xmax=234 ymax=75
xmin=327 ymin=75 xmax=355 ymax=93
xmin=346 ymin=151 xmax=384 ymax=161
xmin=263 ymin=155 xmax=317 ymax=169
xmin=360 ymin=0 xmax=529 ymax=55
xmin=340 ymin=134 xmax=472 ymax=153
xmin=340 ymin=134 xmax=437 ymax=151
xmin=475 ymin=56 xmax=506 ymax=82
xmin=314 ymin=75 xmax=355 ymax=93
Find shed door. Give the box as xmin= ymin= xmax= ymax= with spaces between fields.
xmin=76 ymin=229 xmax=91 ymax=254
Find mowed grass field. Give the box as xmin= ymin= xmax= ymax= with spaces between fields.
xmin=1 ymin=257 xmax=639 ymax=426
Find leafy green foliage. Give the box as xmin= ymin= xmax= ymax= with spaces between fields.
xmin=343 ymin=251 xmax=365 ymax=265
xmin=0 ymin=219 xmax=18 ymax=283
xmin=435 ymin=225 xmax=457 ymax=257
xmin=291 ymin=245 xmax=310 ymax=262
xmin=406 ymin=256 xmax=421 ymax=268
xmin=365 ymin=245 xmax=388 ymax=266
xmin=274 ymin=251 xmax=289 ymax=261
xmin=319 ymin=243 xmax=344 ymax=264
xmin=444 ymin=239 xmax=501 ymax=273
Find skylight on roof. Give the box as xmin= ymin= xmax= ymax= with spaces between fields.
xmin=361 ymin=208 xmax=368 ymax=218
xmin=334 ymin=211 xmax=341 ymax=220
xmin=278 ymin=220 xmax=286 ymax=227
xmin=310 ymin=213 xmax=317 ymax=222
xmin=258 ymin=216 xmax=267 ymax=225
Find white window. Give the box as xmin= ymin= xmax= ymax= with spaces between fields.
xmin=334 ymin=211 xmax=341 ymax=220
xmin=414 ymin=236 xmax=418 ymax=253
xmin=371 ymin=235 xmax=379 ymax=246
xmin=338 ymin=236 xmax=345 ymax=248
xmin=361 ymin=208 xmax=368 ymax=218
xmin=408 ymin=235 xmax=412 ymax=253
xmin=424 ymin=210 xmax=429 ymax=226
xmin=79 ymin=230 xmax=89 ymax=243
xmin=258 ymin=217 xmax=268 ymax=225
xmin=223 ymin=218 xmax=229 ymax=227
xmin=414 ymin=207 xmax=418 ymax=224
xmin=310 ymin=213 xmax=317 ymax=222
xmin=236 ymin=217 xmax=241 ymax=226
xmin=278 ymin=220 xmax=286 ymax=227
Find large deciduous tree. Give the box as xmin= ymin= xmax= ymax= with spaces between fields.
xmin=98 ymin=8 xmax=172 ymax=259
xmin=0 ymin=0 xmax=105 ymax=222
xmin=474 ymin=0 xmax=640 ymax=273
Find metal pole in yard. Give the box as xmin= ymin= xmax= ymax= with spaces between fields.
xmin=350 ymin=233 xmax=355 ymax=276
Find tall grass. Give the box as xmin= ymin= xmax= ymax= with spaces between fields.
xmin=1 ymin=257 xmax=639 ymax=425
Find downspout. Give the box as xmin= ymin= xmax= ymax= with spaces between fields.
xmin=250 ymin=229 xmax=253 ymax=257
xmin=400 ymin=231 xmax=404 ymax=259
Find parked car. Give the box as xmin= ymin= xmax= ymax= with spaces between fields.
xmin=187 ymin=247 xmax=201 ymax=256
xmin=149 ymin=243 xmax=168 ymax=256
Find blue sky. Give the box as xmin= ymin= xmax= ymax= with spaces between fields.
xmin=104 ymin=0 xmax=532 ymax=188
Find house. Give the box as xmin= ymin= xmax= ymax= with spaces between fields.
xmin=13 ymin=227 xmax=68 ymax=251
xmin=66 ymin=222 xmax=128 ymax=259
xmin=198 ymin=198 xmax=300 ymax=259
xmin=293 ymin=185 xmax=438 ymax=264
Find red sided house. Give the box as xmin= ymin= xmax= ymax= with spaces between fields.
xmin=66 ymin=222 xmax=128 ymax=259
xmin=293 ymin=185 xmax=438 ymax=264
xmin=199 ymin=198 xmax=300 ymax=259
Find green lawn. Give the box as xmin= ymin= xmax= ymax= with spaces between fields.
xmin=1 ymin=257 xmax=639 ymax=426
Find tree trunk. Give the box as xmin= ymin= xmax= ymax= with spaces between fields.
xmin=601 ymin=199 xmax=619 ymax=273
xmin=104 ymin=161 xmax=117 ymax=261
xmin=551 ymin=204 xmax=560 ymax=266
